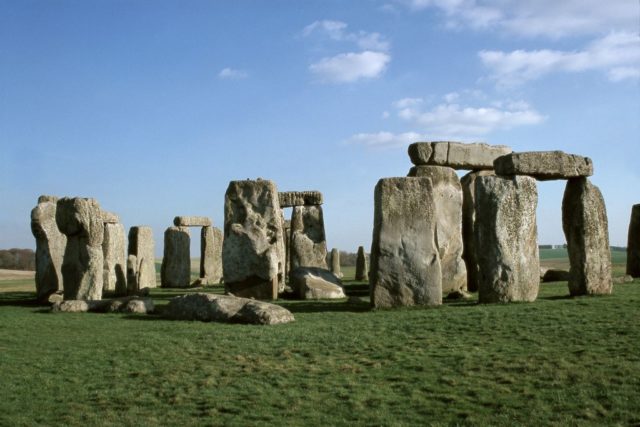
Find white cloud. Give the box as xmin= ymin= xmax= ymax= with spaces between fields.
xmin=346 ymin=131 xmax=425 ymax=148
xmin=480 ymin=31 xmax=640 ymax=86
xmin=302 ymin=20 xmax=390 ymax=51
xmin=218 ymin=68 xmax=248 ymax=80
xmin=392 ymin=97 xmax=423 ymax=109
xmin=309 ymin=51 xmax=391 ymax=83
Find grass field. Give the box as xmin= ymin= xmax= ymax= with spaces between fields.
xmin=1 ymin=251 xmax=638 ymax=426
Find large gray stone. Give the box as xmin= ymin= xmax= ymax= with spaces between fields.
xmin=101 ymin=211 xmax=120 ymax=224
xmin=289 ymin=267 xmax=346 ymax=299
xmin=408 ymin=165 xmax=467 ymax=293
xmin=161 ymin=226 xmax=191 ymax=288
xmin=278 ymin=191 xmax=323 ymax=207
xmin=408 ymin=141 xmax=511 ymax=170
xmin=626 ymin=204 xmax=640 ymax=278
xmin=164 ymin=293 xmax=295 ymax=325
xmin=475 ymin=175 xmax=539 ymax=303
xmin=494 ymin=151 xmax=593 ymax=180
xmin=102 ymin=222 xmax=127 ymax=295
xmin=283 ymin=219 xmax=291 ymax=278
xmin=199 ymin=226 xmax=223 ymax=285
xmin=222 ymin=179 xmax=285 ymax=300
xmin=355 ymin=246 xmax=368 ymax=281
xmin=460 ymin=170 xmax=495 ymax=292
xmin=56 ymin=197 xmax=104 ymax=300
xmin=31 ymin=196 xmax=67 ymax=301
xmin=289 ymin=205 xmax=328 ymax=270
xmin=562 ymin=178 xmax=612 ymax=295
xmin=51 ymin=296 xmax=154 ymax=314
xmin=330 ymin=248 xmax=342 ymax=278
xmin=370 ymin=177 xmax=442 ymax=308
xmin=173 ymin=216 xmax=212 ymax=227
xmin=127 ymin=226 xmax=156 ymax=293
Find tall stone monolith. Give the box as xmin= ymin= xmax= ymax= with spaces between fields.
xmin=102 ymin=221 xmax=127 ymax=295
xmin=355 ymin=246 xmax=368 ymax=281
xmin=330 ymin=248 xmax=341 ymax=278
xmin=283 ymin=219 xmax=291 ymax=278
xmin=161 ymin=226 xmax=191 ymax=288
xmin=626 ymin=204 xmax=640 ymax=278
xmin=475 ymin=175 xmax=539 ymax=303
xmin=200 ymin=226 xmax=223 ymax=285
xmin=127 ymin=226 xmax=156 ymax=293
xmin=290 ymin=205 xmax=328 ymax=270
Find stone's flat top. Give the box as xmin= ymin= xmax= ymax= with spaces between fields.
xmin=494 ymin=151 xmax=593 ymax=180
xmin=174 ymin=216 xmax=212 ymax=227
xmin=38 ymin=195 xmax=58 ymax=204
xmin=101 ymin=211 xmax=120 ymax=224
xmin=279 ymin=191 xmax=323 ymax=207
xmin=408 ymin=141 xmax=512 ymax=169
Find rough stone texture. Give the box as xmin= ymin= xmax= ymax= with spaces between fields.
xmin=31 ymin=196 xmax=66 ymax=301
xmin=56 ymin=197 xmax=104 ymax=300
xmin=475 ymin=175 xmax=539 ymax=303
xmin=542 ymin=269 xmax=571 ymax=283
xmin=289 ymin=267 xmax=346 ymax=299
xmin=289 ymin=205 xmax=328 ymax=271
xmin=51 ymin=297 xmax=154 ymax=314
xmin=199 ymin=226 xmax=223 ymax=285
xmin=460 ymin=170 xmax=495 ymax=292
xmin=101 ymin=211 xmax=120 ymax=224
xmin=222 ymin=179 xmax=285 ymax=300
xmin=408 ymin=141 xmax=511 ymax=170
xmin=173 ymin=216 xmax=212 ymax=227
xmin=161 ymin=226 xmax=191 ymax=288
xmin=370 ymin=177 xmax=442 ymax=308
xmin=626 ymin=204 xmax=640 ymax=278
xmin=613 ymin=275 xmax=634 ymax=284
xmin=278 ymin=191 xmax=323 ymax=207
xmin=330 ymin=248 xmax=342 ymax=278
xmin=408 ymin=165 xmax=467 ymax=293
xmin=283 ymin=219 xmax=291 ymax=278
xmin=127 ymin=226 xmax=156 ymax=293
xmin=562 ymin=178 xmax=612 ymax=295
xmin=355 ymin=246 xmax=368 ymax=281
xmin=164 ymin=293 xmax=295 ymax=325
xmin=494 ymin=151 xmax=593 ymax=181
xmin=102 ymin=222 xmax=127 ymax=295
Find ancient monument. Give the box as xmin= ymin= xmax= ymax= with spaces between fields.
xmin=127 ymin=226 xmax=156 ymax=293
xmin=330 ymin=248 xmax=342 ymax=278
xmin=355 ymin=246 xmax=368 ymax=281
xmin=626 ymin=204 xmax=640 ymax=278
xmin=102 ymin=211 xmax=127 ymax=296
xmin=161 ymin=226 xmax=191 ymax=288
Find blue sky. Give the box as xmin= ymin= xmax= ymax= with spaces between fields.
xmin=1 ymin=0 xmax=639 ymax=255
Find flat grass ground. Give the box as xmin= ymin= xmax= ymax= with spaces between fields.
xmin=1 ymin=250 xmax=638 ymax=426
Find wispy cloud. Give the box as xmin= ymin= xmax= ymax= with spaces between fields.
xmin=218 ymin=68 xmax=249 ymax=80
xmin=309 ymin=51 xmax=391 ymax=83
xmin=346 ymin=131 xmax=425 ymax=148
xmin=302 ymin=20 xmax=390 ymax=51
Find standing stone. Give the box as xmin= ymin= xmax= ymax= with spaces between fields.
xmin=30 ymin=196 xmax=67 ymax=300
xmin=475 ymin=175 xmax=539 ymax=303
xmin=290 ymin=205 xmax=328 ymax=270
xmin=562 ymin=178 xmax=612 ymax=295
xmin=355 ymin=246 xmax=368 ymax=281
xmin=222 ymin=179 xmax=285 ymax=300
xmin=102 ymin=222 xmax=127 ymax=295
xmin=460 ymin=170 xmax=495 ymax=292
xmin=55 ymin=197 xmax=104 ymax=300
xmin=627 ymin=204 xmax=640 ymax=278
xmin=330 ymin=248 xmax=342 ymax=278
xmin=370 ymin=177 xmax=442 ymax=308
xmin=200 ymin=226 xmax=223 ymax=285
xmin=283 ymin=219 xmax=291 ymax=279
xmin=161 ymin=226 xmax=191 ymax=288
xmin=127 ymin=226 xmax=156 ymax=293
xmin=408 ymin=165 xmax=467 ymax=293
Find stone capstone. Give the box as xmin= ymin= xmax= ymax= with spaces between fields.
xmin=494 ymin=151 xmax=593 ymax=181
xmin=101 ymin=211 xmax=120 ymax=224
xmin=161 ymin=226 xmax=191 ymax=288
xmin=355 ymin=246 xmax=368 ymax=281
xmin=102 ymin=222 xmax=127 ymax=295
xmin=173 ymin=216 xmax=212 ymax=227
xmin=408 ymin=141 xmax=511 ymax=170
xmin=127 ymin=226 xmax=156 ymax=293
xmin=626 ymin=204 xmax=640 ymax=278
xmin=289 ymin=205 xmax=328 ymax=270
xmin=289 ymin=267 xmax=346 ymax=300
xmin=199 ymin=226 xmax=223 ymax=285
xmin=278 ymin=191 xmax=323 ymax=207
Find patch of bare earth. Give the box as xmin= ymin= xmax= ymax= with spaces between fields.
xmin=0 ymin=269 xmax=35 ymax=280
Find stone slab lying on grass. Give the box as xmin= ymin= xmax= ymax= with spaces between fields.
xmin=173 ymin=216 xmax=212 ymax=227
xmin=612 ymin=275 xmax=634 ymax=284
xmin=278 ymin=191 xmax=323 ymax=207
xmin=408 ymin=141 xmax=511 ymax=170
xmin=494 ymin=151 xmax=593 ymax=180
xmin=541 ymin=269 xmax=571 ymax=283
xmin=51 ymin=297 xmax=154 ymax=314
xmin=164 ymin=293 xmax=294 ymax=325
xmin=289 ymin=267 xmax=346 ymax=299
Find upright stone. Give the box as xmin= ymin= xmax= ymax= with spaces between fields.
xmin=127 ymin=226 xmax=156 ymax=293
xmin=161 ymin=226 xmax=191 ymax=288
xmin=355 ymin=246 xmax=368 ymax=281
xmin=562 ymin=178 xmax=612 ymax=295
xmin=460 ymin=170 xmax=495 ymax=292
xmin=102 ymin=222 xmax=127 ymax=295
xmin=283 ymin=219 xmax=291 ymax=278
xmin=408 ymin=165 xmax=467 ymax=293
xmin=290 ymin=205 xmax=328 ymax=270
xmin=56 ymin=197 xmax=104 ymax=300
xmin=475 ymin=175 xmax=539 ymax=303
xmin=494 ymin=151 xmax=593 ymax=180
xmin=30 ymin=196 xmax=67 ymax=300
xmin=627 ymin=204 xmax=640 ymax=278
xmin=330 ymin=248 xmax=341 ymax=278
xmin=222 ymin=179 xmax=285 ymax=300
xmin=200 ymin=226 xmax=223 ymax=285
xmin=370 ymin=177 xmax=442 ymax=308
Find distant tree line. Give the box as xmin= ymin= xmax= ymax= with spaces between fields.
xmin=0 ymin=249 xmax=36 ymax=271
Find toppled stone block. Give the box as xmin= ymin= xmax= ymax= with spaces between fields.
xmin=51 ymin=296 xmax=154 ymax=314
xmin=31 ymin=196 xmax=66 ymax=301
xmin=278 ymin=191 xmax=323 ymax=207
xmin=161 ymin=226 xmax=191 ymax=288
xmin=408 ymin=141 xmax=511 ymax=170
xmin=541 ymin=269 xmax=571 ymax=283
xmin=289 ymin=205 xmax=328 ymax=270
xmin=289 ymin=267 xmax=345 ymax=300
xmin=173 ymin=216 xmax=212 ymax=227
xmin=627 ymin=204 xmax=640 ymax=278
xmin=494 ymin=151 xmax=593 ymax=180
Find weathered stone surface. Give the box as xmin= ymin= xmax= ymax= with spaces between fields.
xmin=199 ymin=226 xmax=223 ymax=285
xmin=289 ymin=267 xmax=346 ymax=299
xmin=460 ymin=170 xmax=494 ymax=292
xmin=289 ymin=205 xmax=328 ymax=271
xmin=161 ymin=226 xmax=191 ymax=288
xmin=494 ymin=151 xmax=593 ymax=180
xmin=278 ymin=191 xmax=323 ymax=207
xmin=31 ymin=196 xmax=66 ymax=301
xmin=408 ymin=165 xmax=467 ymax=293
xmin=408 ymin=141 xmax=511 ymax=170
xmin=56 ymin=197 xmax=104 ymax=300
xmin=164 ymin=293 xmax=295 ymax=325
xmin=612 ymin=274 xmax=634 ymax=284
xmin=222 ymin=179 xmax=285 ymax=300
xmin=626 ymin=204 xmax=640 ymax=278
xmin=330 ymin=248 xmax=342 ymax=278
xmin=370 ymin=177 xmax=442 ymax=308
xmin=173 ymin=216 xmax=212 ymax=227
xmin=355 ymin=246 xmax=368 ymax=281
xmin=562 ymin=178 xmax=612 ymax=295
xmin=127 ymin=226 xmax=156 ymax=293
xmin=102 ymin=222 xmax=127 ymax=295
xmin=101 ymin=211 xmax=120 ymax=224
xmin=283 ymin=219 xmax=291 ymax=278
xmin=51 ymin=296 xmax=154 ymax=314
xmin=542 ymin=269 xmax=571 ymax=283
xmin=475 ymin=175 xmax=539 ymax=303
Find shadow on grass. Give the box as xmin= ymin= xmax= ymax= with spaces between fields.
xmin=0 ymin=292 xmax=46 ymax=307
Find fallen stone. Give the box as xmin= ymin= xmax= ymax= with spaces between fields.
xmin=127 ymin=226 xmax=156 ymax=292
xmin=102 ymin=222 xmax=127 ymax=295
xmin=445 ymin=290 xmax=473 ymax=300
xmin=542 ymin=269 xmax=571 ymax=283
xmin=289 ymin=267 xmax=346 ymax=299
xmin=355 ymin=246 xmax=368 ymax=281
xmin=161 ymin=226 xmax=191 ymax=288
xmin=494 ymin=151 xmax=593 ymax=180
xmin=289 ymin=205 xmax=328 ymax=270
xmin=173 ymin=216 xmax=212 ymax=227
xmin=51 ymin=296 xmax=154 ymax=314
xmin=408 ymin=141 xmax=511 ymax=170
xmin=31 ymin=196 xmax=66 ymax=301
xmin=626 ymin=204 xmax=640 ymax=278
xmin=200 ymin=226 xmax=223 ymax=285
xmin=278 ymin=191 xmax=323 ymax=207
